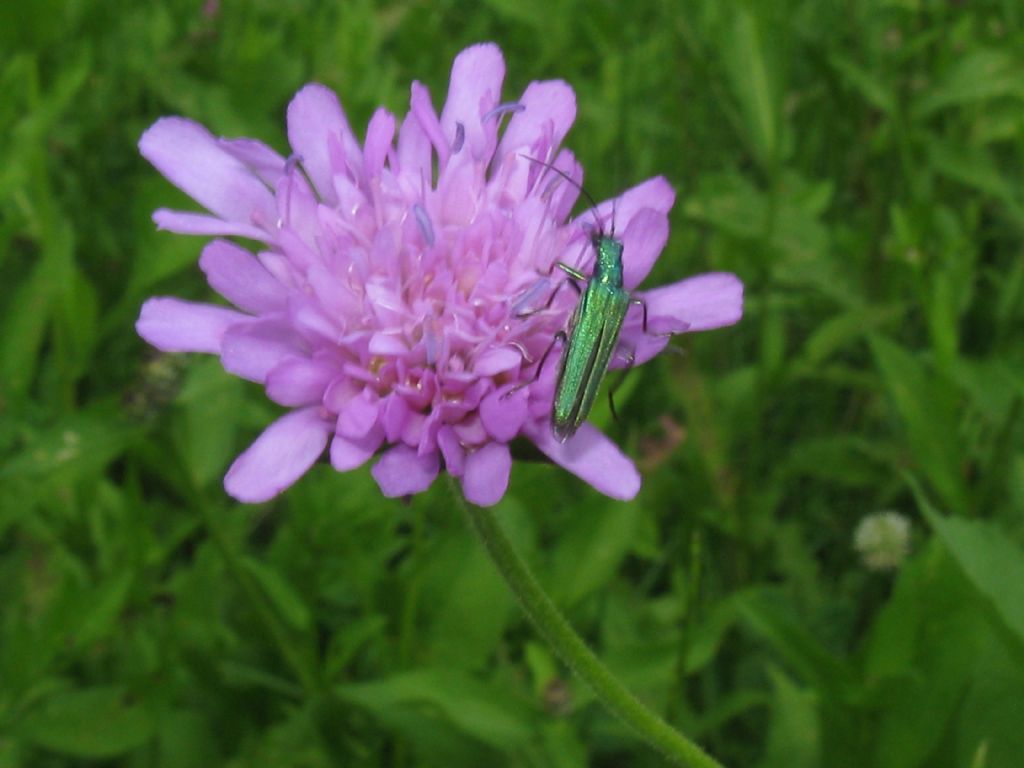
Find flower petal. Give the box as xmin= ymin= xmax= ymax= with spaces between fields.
xmin=363 ymin=108 xmax=396 ymax=180
xmin=371 ymin=445 xmax=440 ymax=497
xmin=224 ymin=407 xmax=331 ymax=503
xmin=139 ymin=117 xmax=277 ymax=228
xmin=410 ymin=82 xmax=449 ymax=169
xmin=440 ymin=42 xmax=505 ymax=160
xmin=136 ymin=297 xmax=247 ymax=353
xmin=616 ymin=272 xmax=744 ymax=367
xmin=221 ymin=320 xmax=306 ymax=383
xmin=218 ymin=137 xmax=287 ymax=186
xmin=643 ymin=272 xmax=744 ymax=332
xmin=199 ymin=239 xmax=288 ymax=313
xmin=437 ymin=425 xmax=465 ymax=476
xmin=462 ymin=442 xmax=512 ymax=507
xmin=330 ymin=425 xmax=384 ymax=471
xmin=527 ymin=422 xmax=641 ymax=501
xmin=337 ymin=390 xmax=381 ymax=439
xmin=497 ymin=80 xmax=577 ymax=160
xmin=479 ymin=386 xmax=528 ymax=442
xmin=620 ymin=208 xmax=670 ymax=290
xmin=472 ymin=346 xmax=521 ymax=376
xmin=265 ymin=355 xmax=338 ymax=406
xmin=286 ymin=84 xmax=360 ymax=204
xmin=396 ymin=111 xmax=432 ymax=182
xmin=152 ymin=209 xmax=272 ymax=241
xmin=577 ymin=176 xmax=676 ymax=238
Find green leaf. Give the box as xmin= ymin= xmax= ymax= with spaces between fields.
xmin=870 ymin=336 xmax=968 ymax=513
xmin=865 ymin=539 xmax=992 ymax=768
xmin=0 ymin=400 xmax=139 ymax=486
xmin=760 ymin=666 xmax=820 ymax=768
xmin=926 ymin=137 xmax=1024 ymax=224
xmin=335 ymin=669 xmax=535 ymax=751
xmin=733 ymin=588 xmax=852 ymax=694
xmin=156 ymin=709 xmax=221 ymax=768
xmin=829 ymin=54 xmax=896 ymax=115
xmin=17 ymin=686 xmax=155 ymax=758
xmin=955 ymin=639 xmax=1024 ymax=768
xmin=0 ymin=221 xmax=73 ymax=406
xmin=240 ymin=557 xmax=312 ymax=633
xmin=720 ymin=6 xmax=781 ymax=168
xmin=914 ymin=49 xmax=1024 ymax=118
xmin=911 ymin=479 xmax=1024 ymax=646
xmin=550 ymin=500 xmax=639 ymax=606
xmin=425 ymin=528 xmax=513 ymax=670
xmin=174 ymin=357 xmax=245 ymax=487
xmin=67 ymin=572 xmax=133 ymax=652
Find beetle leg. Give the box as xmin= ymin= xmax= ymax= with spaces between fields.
xmin=501 ymin=331 xmax=568 ymax=399
xmin=607 ymin=346 xmax=636 ymax=423
xmin=515 ymin=270 xmax=582 ymax=318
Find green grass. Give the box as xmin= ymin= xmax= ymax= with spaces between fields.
xmin=2 ymin=0 xmax=1024 ymax=766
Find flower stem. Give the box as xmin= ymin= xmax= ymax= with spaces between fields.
xmin=460 ymin=495 xmax=725 ymax=768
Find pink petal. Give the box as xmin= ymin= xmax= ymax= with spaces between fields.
xmin=396 ymin=111 xmax=432 ymax=182
xmin=577 ymin=176 xmax=676 ymax=238
xmin=479 ymin=386 xmax=528 ymax=442
xmin=549 ymin=149 xmax=584 ymax=223
xmin=440 ymin=43 xmax=505 ymax=160
xmin=275 ymin=168 xmax=320 ymax=242
xmin=221 ymin=320 xmax=306 ymax=383
xmin=497 ymin=80 xmax=577 ymax=159
xmin=410 ymin=82 xmax=449 ymax=169
xmin=381 ymin=395 xmax=412 ymax=443
xmin=265 ymin=355 xmax=338 ymax=406
xmin=616 ymin=272 xmax=744 ymax=367
xmin=363 ymin=108 xmax=396 ymax=180
xmin=473 ymin=346 xmax=521 ymax=376
xmin=139 ymin=117 xmax=277 ymax=227
xmin=218 ymin=137 xmax=286 ymax=186
xmin=620 ymin=208 xmax=670 ymax=290
xmin=610 ymin=329 xmax=670 ymax=370
xmin=330 ymin=425 xmax=384 ymax=471
xmin=136 ymin=297 xmax=247 ymax=353
xmin=642 ymin=271 xmax=745 ymax=332
xmin=371 ymin=445 xmax=440 ymax=497
xmin=461 ymin=442 xmax=512 ymax=507
xmin=199 ymin=239 xmax=288 ymax=313
xmin=527 ymin=422 xmax=641 ymax=501
xmin=224 ymin=407 xmax=331 ymax=503
xmin=337 ymin=390 xmax=381 ymax=439
xmin=286 ymin=84 xmax=360 ymax=204
xmin=152 ymin=209 xmax=272 ymax=241
xmin=368 ymin=332 xmax=408 ymax=356
xmin=437 ymin=425 xmax=465 ymax=476
xmin=453 ymin=414 xmax=488 ymax=446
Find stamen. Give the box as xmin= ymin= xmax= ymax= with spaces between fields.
xmin=506 ymin=340 xmax=534 ymax=364
xmin=511 ymin=276 xmax=551 ymax=316
xmin=413 ymin=203 xmax=435 ymax=246
xmin=451 ymin=122 xmax=465 ymax=153
xmin=483 ymin=101 xmax=525 ymax=122
xmin=279 ymin=154 xmax=302 ymax=229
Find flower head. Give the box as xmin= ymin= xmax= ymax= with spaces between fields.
xmin=854 ymin=511 xmax=912 ymax=571
xmin=136 ymin=43 xmax=743 ymax=506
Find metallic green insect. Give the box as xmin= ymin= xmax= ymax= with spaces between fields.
xmin=512 ymin=157 xmax=652 ymax=443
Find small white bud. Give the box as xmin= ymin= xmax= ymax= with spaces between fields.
xmin=854 ymin=511 xmax=911 ymax=571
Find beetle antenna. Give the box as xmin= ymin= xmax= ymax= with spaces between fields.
xmin=518 ymin=153 xmax=606 ymax=235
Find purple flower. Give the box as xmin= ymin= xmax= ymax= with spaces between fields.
xmin=136 ymin=43 xmax=743 ymax=507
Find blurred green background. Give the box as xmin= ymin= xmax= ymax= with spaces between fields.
xmin=2 ymin=0 xmax=1024 ymax=766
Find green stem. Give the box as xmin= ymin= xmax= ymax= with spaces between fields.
xmin=459 ymin=494 xmax=725 ymax=768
